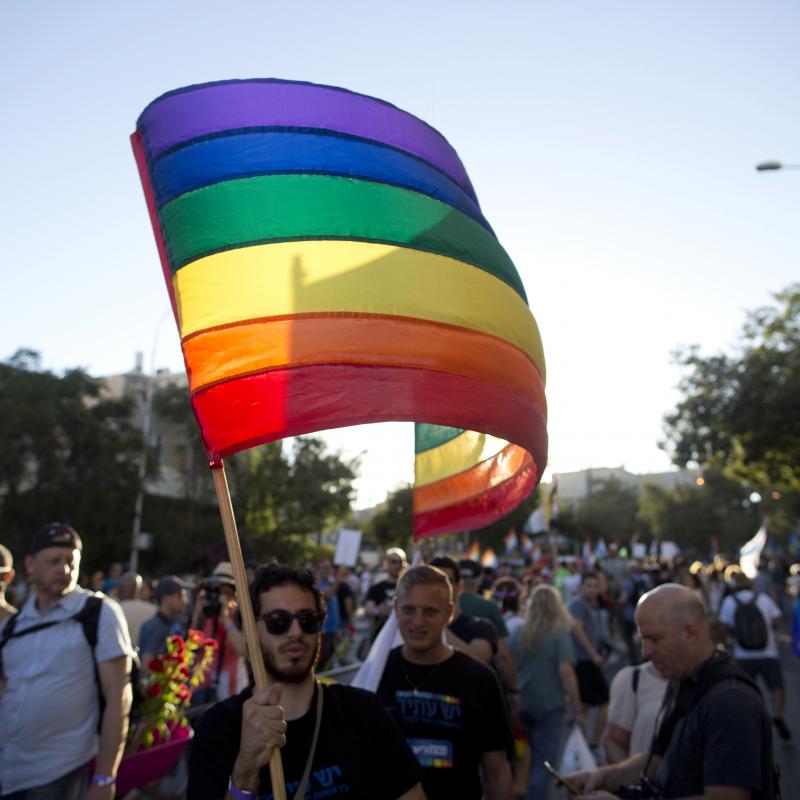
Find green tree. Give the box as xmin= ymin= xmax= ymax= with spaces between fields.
xmin=363 ymin=484 xmax=413 ymax=552
xmin=637 ymin=470 xmax=752 ymax=553
xmin=576 ymin=477 xmax=640 ymax=543
xmin=663 ymin=284 xmax=800 ymax=493
xmin=0 ymin=350 xmax=142 ymax=569
xmin=226 ymin=436 xmax=358 ymax=565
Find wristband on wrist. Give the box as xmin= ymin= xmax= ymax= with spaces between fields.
xmin=228 ymin=776 xmax=256 ymax=799
xmin=90 ymin=774 xmax=115 ymax=787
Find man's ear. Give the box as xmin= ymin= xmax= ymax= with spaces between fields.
xmin=683 ymin=621 xmax=700 ymax=643
xmin=24 ymin=555 xmax=34 ymax=577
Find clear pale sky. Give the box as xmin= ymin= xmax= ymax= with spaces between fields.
xmin=1 ymin=1 xmax=797 ymax=507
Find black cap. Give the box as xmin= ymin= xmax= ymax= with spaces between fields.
xmin=155 ymin=575 xmax=190 ymax=601
xmin=29 ymin=523 xmax=82 ymax=555
xmin=458 ymin=559 xmax=482 ymax=580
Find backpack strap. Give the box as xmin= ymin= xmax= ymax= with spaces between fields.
xmin=632 ymin=665 xmax=641 ymax=694
xmin=655 ymin=653 xmax=760 ymax=756
xmin=0 ymin=594 xmax=106 ymax=718
xmin=74 ymin=594 xmax=103 ymax=648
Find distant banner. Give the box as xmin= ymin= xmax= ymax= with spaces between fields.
xmin=740 ymin=523 xmax=767 ymax=579
xmin=334 ymin=528 xmax=362 ymax=567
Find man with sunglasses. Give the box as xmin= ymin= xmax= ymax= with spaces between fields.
xmin=187 ymin=563 xmax=425 ymax=800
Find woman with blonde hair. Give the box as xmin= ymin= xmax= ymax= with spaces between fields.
xmin=510 ymin=584 xmax=583 ymax=800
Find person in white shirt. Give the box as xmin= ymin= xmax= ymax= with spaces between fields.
xmin=603 ymin=661 xmax=668 ymax=763
xmin=718 ymin=568 xmax=791 ymax=740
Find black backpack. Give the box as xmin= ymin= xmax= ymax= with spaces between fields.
xmin=733 ymin=592 xmax=769 ymax=650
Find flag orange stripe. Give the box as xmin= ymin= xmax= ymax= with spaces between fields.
xmin=413 ymin=444 xmax=532 ymax=515
xmin=183 ymin=314 xmax=545 ymax=409
xmin=414 ymin=463 xmax=539 ymax=539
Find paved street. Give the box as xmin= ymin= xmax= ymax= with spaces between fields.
xmin=774 ymin=626 xmax=799 ymax=796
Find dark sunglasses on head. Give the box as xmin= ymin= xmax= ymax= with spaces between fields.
xmin=261 ymin=609 xmax=324 ymax=635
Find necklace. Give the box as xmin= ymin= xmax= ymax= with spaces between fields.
xmin=400 ymin=649 xmax=452 ymax=693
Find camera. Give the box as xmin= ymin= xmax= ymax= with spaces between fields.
xmin=616 ymin=779 xmax=661 ymax=799
xmin=200 ymin=576 xmax=224 ymax=617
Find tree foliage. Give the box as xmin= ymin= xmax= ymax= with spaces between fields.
xmin=226 ymin=436 xmax=358 ymax=565
xmin=364 ymin=484 xmax=413 ymax=552
xmin=663 ymin=284 xmax=800 ymax=492
xmin=575 ymin=477 xmax=640 ymax=543
xmin=0 ymin=350 xmax=142 ymax=568
xmin=636 ymin=469 xmax=754 ymax=553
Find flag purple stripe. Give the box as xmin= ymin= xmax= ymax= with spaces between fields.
xmin=137 ymin=79 xmax=476 ymax=201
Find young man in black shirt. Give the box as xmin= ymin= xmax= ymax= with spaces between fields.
xmin=188 ymin=563 xmax=424 ymax=800
xmin=565 ymin=583 xmax=775 ymax=800
xmin=377 ymin=564 xmax=514 ymax=800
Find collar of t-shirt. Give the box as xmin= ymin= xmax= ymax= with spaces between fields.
xmin=18 ymin=587 xmax=84 ymax=623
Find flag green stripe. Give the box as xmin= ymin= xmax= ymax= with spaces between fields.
xmin=415 ymin=424 xmax=466 ymax=454
xmin=160 ymin=173 xmax=527 ymax=301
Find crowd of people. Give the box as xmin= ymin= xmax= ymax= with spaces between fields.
xmin=0 ymin=523 xmax=797 ymax=799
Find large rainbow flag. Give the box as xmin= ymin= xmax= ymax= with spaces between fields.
xmin=132 ymin=79 xmax=547 ymax=524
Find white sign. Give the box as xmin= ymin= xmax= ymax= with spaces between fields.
xmin=632 ymin=543 xmax=647 ymax=559
xmin=660 ymin=541 xmax=680 ymax=560
xmin=135 ymin=532 xmax=154 ymax=551
xmin=334 ymin=528 xmax=363 ymax=567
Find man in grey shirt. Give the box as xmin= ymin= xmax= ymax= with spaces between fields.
xmin=568 ymin=571 xmax=610 ymax=751
xmin=0 ymin=523 xmax=133 ymax=799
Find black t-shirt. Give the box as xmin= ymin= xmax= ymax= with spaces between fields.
xmin=377 ymin=647 xmax=513 ymax=800
xmin=336 ymin=581 xmax=354 ymax=626
xmin=655 ymin=657 xmax=774 ymax=798
xmin=188 ymin=682 xmax=421 ymax=800
xmin=366 ymin=580 xmax=397 ymax=636
xmin=366 ymin=579 xmax=396 ymax=607
xmin=449 ymin=613 xmax=499 ymax=656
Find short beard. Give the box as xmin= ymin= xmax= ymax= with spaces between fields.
xmin=261 ymin=638 xmax=320 ymax=684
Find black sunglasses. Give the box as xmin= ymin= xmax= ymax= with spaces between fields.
xmin=261 ymin=609 xmax=324 ymax=636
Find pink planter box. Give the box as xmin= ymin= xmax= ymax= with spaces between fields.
xmin=115 ymin=725 xmax=193 ymax=797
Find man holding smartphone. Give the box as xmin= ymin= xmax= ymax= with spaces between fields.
xmin=565 ymin=584 xmax=775 ymax=800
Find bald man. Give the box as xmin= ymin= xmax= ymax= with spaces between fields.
xmin=566 ymin=584 xmax=775 ymax=800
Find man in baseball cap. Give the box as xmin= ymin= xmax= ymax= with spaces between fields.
xmin=0 ymin=522 xmax=133 ymax=798
xmin=28 ymin=521 xmax=83 ymax=555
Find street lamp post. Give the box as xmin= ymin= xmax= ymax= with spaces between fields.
xmin=129 ymin=311 xmax=171 ymax=573
xmin=755 ymin=161 xmax=800 ymax=172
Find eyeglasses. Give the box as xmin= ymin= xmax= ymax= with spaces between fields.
xmin=261 ymin=609 xmax=324 ymax=636
xmin=387 ymin=558 xmax=404 ymax=565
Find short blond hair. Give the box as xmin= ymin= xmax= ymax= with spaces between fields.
xmin=396 ymin=564 xmax=453 ymax=604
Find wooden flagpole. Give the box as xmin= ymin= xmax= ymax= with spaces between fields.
xmin=210 ymin=460 xmax=286 ymax=800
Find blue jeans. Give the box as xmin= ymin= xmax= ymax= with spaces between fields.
xmin=520 ymin=707 xmax=565 ymax=800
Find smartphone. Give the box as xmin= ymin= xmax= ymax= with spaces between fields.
xmin=543 ymin=760 xmax=580 ymax=796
